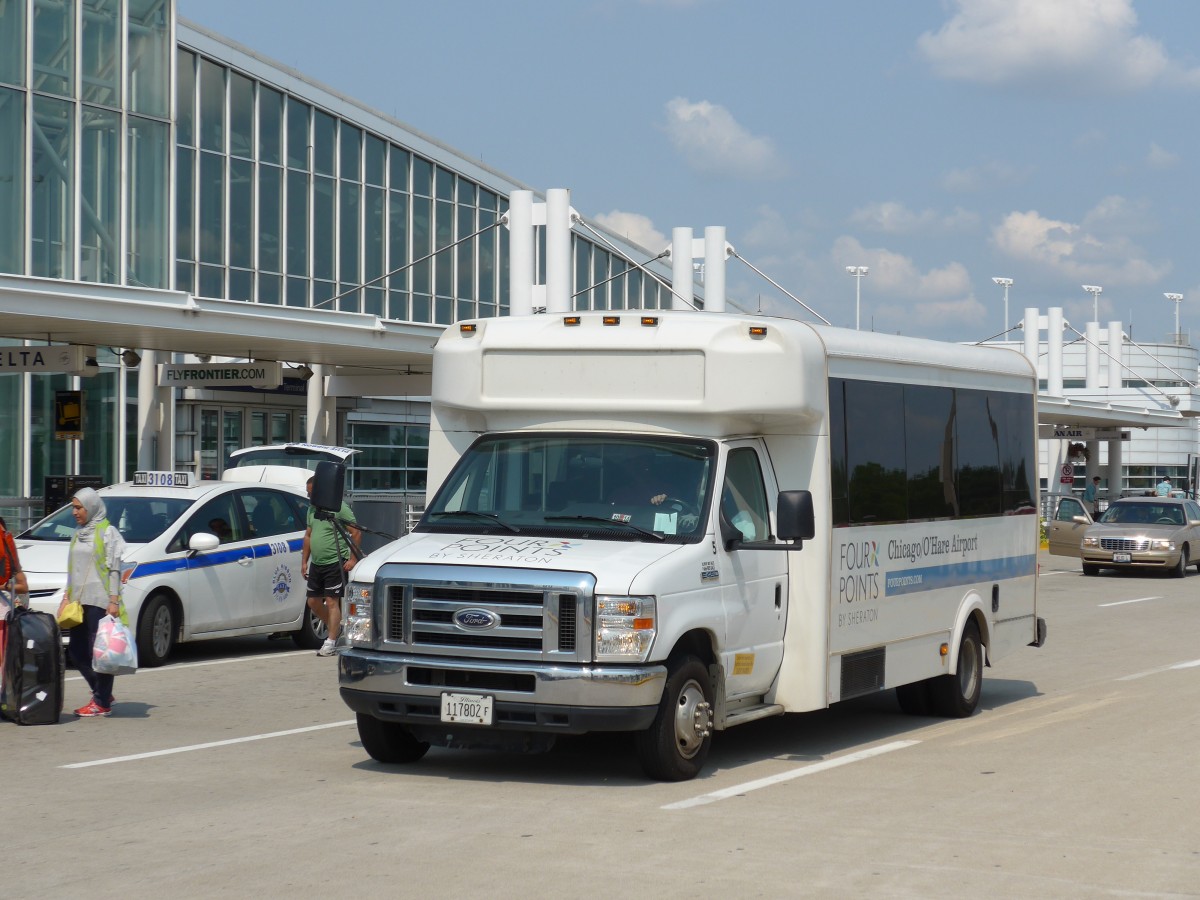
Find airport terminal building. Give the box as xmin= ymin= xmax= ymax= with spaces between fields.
xmin=0 ymin=0 xmax=681 ymax=525
xmin=0 ymin=1 xmax=1196 ymax=528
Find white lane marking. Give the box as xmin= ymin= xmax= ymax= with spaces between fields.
xmin=1037 ymin=570 xmax=1076 ymax=577
xmin=65 ymin=648 xmax=315 ymax=682
xmin=661 ymin=740 xmax=919 ymax=810
xmin=1119 ymin=659 xmax=1200 ymax=681
xmin=1099 ymin=596 xmax=1162 ymax=607
xmin=61 ymin=720 xmax=356 ymax=768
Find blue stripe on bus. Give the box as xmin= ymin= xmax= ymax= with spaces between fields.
xmin=883 ymin=554 xmax=1037 ymax=596
xmin=129 ymin=539 xmax=302 ymax=578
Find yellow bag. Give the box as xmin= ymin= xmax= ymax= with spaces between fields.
xmin=57 ymin=600 xmax=84 ymax=629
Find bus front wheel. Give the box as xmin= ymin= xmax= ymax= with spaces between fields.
xmin=634 ymin=655 xmax=714 ymax=781
xmin=928 ymin=620 xmax=983 ymax=718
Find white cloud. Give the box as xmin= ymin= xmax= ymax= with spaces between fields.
xmin=662 ymin=97 xmax=787 ymax=179
xmin=592 ymin=210 xmax=666 ymax=253
xmin=833 ymin=236 xmax=971 ymax=298
xmin=991 ymin=206 xmax=1168 ymax=285
xmin=850 ymin=200 xmax=980 ymax=234
xmin=917 ymin=0 xmax=1200 ymax=92
xmin=1147 ymin=142 xmax=1179 ymax=169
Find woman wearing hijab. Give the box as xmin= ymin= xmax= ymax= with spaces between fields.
xmin=59 ymin=488 xmax=127 ymax=718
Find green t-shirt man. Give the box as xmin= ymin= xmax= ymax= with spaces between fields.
xmin=305 ymin=502 xmax=358 ymax=566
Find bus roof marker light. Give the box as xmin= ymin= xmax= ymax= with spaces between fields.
xmin=563 ymin=316 xmax=581 ymax=326
xmin=602 ymin=316 xmax=621 ymax=326
xmin=749 ymin=326 xmax=768 ymax=337
xmin=640 ymin=316 xmax=659 ymax=327
xmin=459 ymin=323 xmax=478 ymax=334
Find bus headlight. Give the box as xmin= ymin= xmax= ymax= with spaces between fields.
xmin=344 ymin=581 xmax=374 ymax=644
xmin=595 ymin=595 xmax=656 ymax=661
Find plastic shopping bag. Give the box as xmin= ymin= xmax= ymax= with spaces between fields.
xmin=93 ymin=615 xmax=138 ymax=676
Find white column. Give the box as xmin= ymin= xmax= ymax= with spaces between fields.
xmin=1106 ymin=437 xmax=1123 ymax=500
xmin=1084 ymin=322 xmax=1099 ymax=390
xmin=156 ymin=381 xmax=174 ymax=471
xmin=307 ymin=364 xmax=327 ymax=443
xmin=703 ymin=226 xmax=726 ymax=313
xmin=1107 ymin=320 xmax=1123 ymax=392
xmin=1022 ymin=306 xmax=1039 ymax=366
xmin=507 ymin=190 xmax=534 ymax=316
xmin=1047 ymin=306 xmax=1064 ymax=396
xmin=671 ymin=227 xmax=694 ymax=310
xmin=545 ymin=188 xmax=572 ymax=314
xmin=137 ymin=349 xmax=158 ymax=469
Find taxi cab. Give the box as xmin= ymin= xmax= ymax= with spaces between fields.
xmin=18 ymin=470 xmax=316 ymax=666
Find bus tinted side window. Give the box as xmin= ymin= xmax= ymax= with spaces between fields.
xmin=829 ymin=377 xmax=1035 ymax=525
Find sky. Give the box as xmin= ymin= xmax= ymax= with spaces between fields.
xmin=177 ymin=0 xmax=1200 ymax=345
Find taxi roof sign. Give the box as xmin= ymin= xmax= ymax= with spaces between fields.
xmin=133 ymin=471 xmax=191 ymax=487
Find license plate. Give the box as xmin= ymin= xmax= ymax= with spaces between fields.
xmin=1113 ymin=552 xmax=1132 ymax=563
xmin=440 ymin=691 xmax=493 ymax=725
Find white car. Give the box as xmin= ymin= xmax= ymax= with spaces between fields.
xmin=18 ymin=473 xmax=320 ymax=666
xmin=224 ymin=442 xmax=358 ymax=488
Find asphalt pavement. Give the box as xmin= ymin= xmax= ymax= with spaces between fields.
xmin=5 ymin=547 xmax=1199 ymax=899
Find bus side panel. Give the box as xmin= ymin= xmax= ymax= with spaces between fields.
xmin=825 ymin=517 xmax=1038 ymax=702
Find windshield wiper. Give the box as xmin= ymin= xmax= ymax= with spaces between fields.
xmin=545 ymin=514 xmax=665 ymax=541
xmin=426 ymin=510 xmax=520 ymax=533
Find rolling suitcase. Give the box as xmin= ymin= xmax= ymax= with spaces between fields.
xmin=0 ymin=606 xmax=65 ymax=725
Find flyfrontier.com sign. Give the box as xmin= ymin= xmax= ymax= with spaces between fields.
xmin=158 ymin=362 xmax=283 ymax=389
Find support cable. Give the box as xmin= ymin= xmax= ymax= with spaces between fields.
xmin=313 ymin=219 xmax=506 ymax=312
xmin=728 ymin=250 xmax=831 ymax=324
xmin=1063 ymin=325 xmax=1188 ymax=406
xmin=572 ymin=218 xmax=698 ymax=311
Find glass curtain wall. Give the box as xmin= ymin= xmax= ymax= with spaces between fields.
xmin=174 ymin=46 xmax=667 ymax=322
xmin=0 ymin=0 xmax=173 ymax=498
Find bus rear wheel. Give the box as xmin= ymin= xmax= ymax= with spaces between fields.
xmin=928 ymin=620 xmax=983 ymax=718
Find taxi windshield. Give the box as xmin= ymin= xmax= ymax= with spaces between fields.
xmin=25 ymin=496 xmax=193 ymax=544
xmin=420 ymin=433 xmax=714 ymax=543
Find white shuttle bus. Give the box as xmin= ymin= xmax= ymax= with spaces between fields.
xmin=333 ymin=311 xmax=1046 ymax=781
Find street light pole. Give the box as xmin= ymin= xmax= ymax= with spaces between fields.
xmin=1082 ymin=284 xmax=1103 ymax=322
xmin=992 ymin=277 xmax=1012 ymax=337
xmin=846 ymin=266 xmax=868 ymax=330
xmin=1165 ymin=292 xmax=1183 ymax=343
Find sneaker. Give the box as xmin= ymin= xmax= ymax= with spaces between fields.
xmin=74 ymin=700 xmax=111 ymax=718
xmin=317 ymin=638 xmax=337 ymax=657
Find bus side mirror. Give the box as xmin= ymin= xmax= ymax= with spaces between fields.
xmin=777 ymin=490 xmax=815 ymax=542
xmin=312 ymin=461 xmax=346 ymax=512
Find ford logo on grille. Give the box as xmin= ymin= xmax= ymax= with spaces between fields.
xmin=453 ymin=608 xmax=499 ymax=630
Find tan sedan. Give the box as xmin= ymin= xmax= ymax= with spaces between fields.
xmin=1077 ymin=496 xmax=1200 ymax=578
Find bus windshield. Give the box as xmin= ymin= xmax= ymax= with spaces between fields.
xmin=420 ymin=433 xmax=715 ymax=542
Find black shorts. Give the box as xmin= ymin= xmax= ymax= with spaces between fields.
xmin=307 ymin=561 xmax=348 ymax=598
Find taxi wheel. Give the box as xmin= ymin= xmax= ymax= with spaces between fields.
xmin=356 ymin=713 xmax=430 ymax=764
xmin=292 ymin=605 xmax=325 ymax=649
xmin=137 ymin=593 xmax=177 ymax=667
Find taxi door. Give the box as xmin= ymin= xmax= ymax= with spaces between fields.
xmin=1047 ymin=494 xmax=1091 ymax=558
xmin=239 ymin=488 xmax=307 ymax=626
xmin=716 ymin=443 xmax=788 ymax=700
xmin=177 ymin=493 xmax=258 ymax=631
